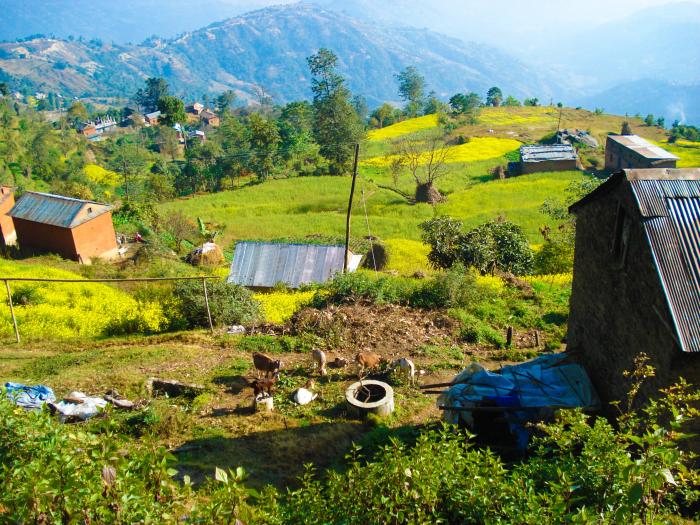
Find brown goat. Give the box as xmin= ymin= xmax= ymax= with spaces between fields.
xmin=252 ymin=352 xmax=282 ymax=379
xmin=354 ymin=351 xmax=385 ymax=377
xmin=249 ymin=375 xmax=278 ymax=398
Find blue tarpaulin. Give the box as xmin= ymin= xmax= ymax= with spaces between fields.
xmin=439 ymin=353 xmax=599 ymax=449
xmin=4 ymin=382 xmax=56 ymax=410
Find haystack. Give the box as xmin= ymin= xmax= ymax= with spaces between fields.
xmin=187 ymin=242 xmax=224 ymax=266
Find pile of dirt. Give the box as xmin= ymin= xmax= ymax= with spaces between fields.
xmin=291 ymin=303 xmax=458 ymax=356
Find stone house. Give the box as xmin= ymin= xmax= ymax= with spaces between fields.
xmin=605 ymin=134 xmax=678 ymax=171
xmin=568 ymin=168 xmax=700 ymax=406
xmin=8 ymin=192 xmax=119 ymax=263
xmin=520 ymin=144 xmax=579 ymax=174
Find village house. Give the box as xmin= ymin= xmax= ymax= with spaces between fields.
xmin=8 ymin=192 xmax=119 ymax=263
xmin=200 ymin=109 xmax=220 ymax=127
xmin=568 ymin=168 xmax=700 ymax=406
xmin=518 ymin=144 xmax=579 ymax=174
xmin=0 ymin=186 xmax=16 ymax=247
xmin=145 ymin=111 xmax=161 ymax=126
xmin=186 ymin=102 xmax=204 ymax=115
xmin=605 ymin=134 xmax=678 ymax=171
xmin=228 ymin=242 xmax=363 ymax=289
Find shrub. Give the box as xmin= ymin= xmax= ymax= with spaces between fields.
xmin=173 ymin=279 xmax=261 ymax=328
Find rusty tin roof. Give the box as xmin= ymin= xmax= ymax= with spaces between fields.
xmin=227 ymin=242 xmax=363 ymax=289
xmin=571 ymin=169 xmax=700 ymax=353
xmin=8 ymin=192 xmax=112 ymax=229
xmin=607 ymin=134 xmax=679 ymax=161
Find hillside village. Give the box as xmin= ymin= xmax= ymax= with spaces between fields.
xmin=1 ymin=11 xmax=700 ymax=523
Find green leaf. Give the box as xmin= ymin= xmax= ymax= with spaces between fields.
xmin=627 ymin=483 xmax=643 ymax=505
xmin=660 ymin=468 xmax=677 ymax=486
xmin=215 ymin=467 xmax=228 ymax=484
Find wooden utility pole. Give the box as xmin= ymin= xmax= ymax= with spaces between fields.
xmin=202 ymin=277 xmax=214 ymax=334
xmin=344 ymin=144 xmax=360 ymax=272
xmin=4 ymin=280 xmax=19 ymax=343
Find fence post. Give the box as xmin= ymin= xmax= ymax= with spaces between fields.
xmin=202 ymin=277 xmax=214 ymax=334
xmin=4 ymin=279 xmax=19 ymax=344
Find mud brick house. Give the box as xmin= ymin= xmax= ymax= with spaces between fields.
xmin=568 ymin=168 xmax=700 ymax=406
xmin=519 ymin=144 xmax=579 ymax=174
xmin=605 ymin=134 xmax=678 ymax=171
xmin=8 ymin=192 xmax=118 ymax=263
xmin=0 ymin=186 xmax=16 ymax=247
xmin=200 ymin=109 xmax=220 ymax=127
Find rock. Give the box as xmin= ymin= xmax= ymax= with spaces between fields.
xmin=104 ymin=395 xmax=135 ymax=409
xmin=146 ymin=378 xmax=205 ymax=399
xmin=227 ymin=325 xmax=246 ymax=335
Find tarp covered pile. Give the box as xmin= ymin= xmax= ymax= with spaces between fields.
xmin=438 ymin=353 xmax=599 ymax=448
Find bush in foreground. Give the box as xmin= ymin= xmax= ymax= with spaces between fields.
xmin=173 ymin=279 xmax=261 ymax=328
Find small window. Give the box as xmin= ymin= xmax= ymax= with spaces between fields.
xmin=612 ymin=203 xmax=631 ymax=267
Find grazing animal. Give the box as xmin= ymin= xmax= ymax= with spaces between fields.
xmin=355 ymin=351 xmax=384 ymax=377
xmin=252 ymin=352 xmax=282 ymax=379
xmin=292 ymin=380 xmax=318 ymax=405
xmin=311 ymin=349 xmax=327 ymax=376
xmin=390 ymin=358 xmax=416 ymax=385
xmin=250 ymin=375 xmax=278 ymax=398
xmin=330 ymin=357 xmax=348 ymax=369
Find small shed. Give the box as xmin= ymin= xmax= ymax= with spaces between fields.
xmin=568 ymin=168 xmax=700 ymax=406
xmin=0 ymin=186 xmax=16 ymax=247
xmin=200 ymin=110 xmax=220 ymax=127
xmin=9 ymin=192 xmax=119 ymax=263
xmin=605 ymin=134 xmax=678 ymax=171
xmin=227 ymin=242 xmax=363 ymax=288
xmin=186 ymin=102 xmax=204 ymax=115
xmin=145 ymin=111 xmax=161 ymax=126
xmin=520 ymin=144 xmax=579 ymax=174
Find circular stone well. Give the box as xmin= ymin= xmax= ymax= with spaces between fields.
xmin=345 ymin=380 xmax=395 ymax=418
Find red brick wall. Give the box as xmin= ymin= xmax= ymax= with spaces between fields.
xmin=0 ymin=188 xmax=16 ymax=245
xmin=14 ymin=219 xmax=79 ymax=259
xmin=14 ymin=212 xmax=117 ymax=262
xmin=71 ymin=212 xmax=118 ymax=261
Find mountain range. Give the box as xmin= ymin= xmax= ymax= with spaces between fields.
xmin=0 ymin=1 xmax=699 ymax=123
xmin=0 ymin=4 xmax=554 ymax=106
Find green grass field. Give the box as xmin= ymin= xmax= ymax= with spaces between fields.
xmin=653 ymin=139 xmax=700 ymax=168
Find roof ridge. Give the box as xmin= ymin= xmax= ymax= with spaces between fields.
xmin=26 ymin=191 xmax=110 ymax=207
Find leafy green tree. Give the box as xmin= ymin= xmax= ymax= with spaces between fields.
xmin=423 ymin=91 xmax=447 ymax=115
xmin=395 ymin=66 xmax=426 ymax=117
xmin=247 ymin=113 xmax=280 ymax=181
xmin=656 ymin=116 xmax=665 ymax=128
xmin=173 ymin=279 xmax=260 ymax=328
xmin=156 ymin=96 xmax=185 ymax=126
xmin=351 ymin=95 xmax=369 ymax=122
xmin=370 ymin=103 xmax=399 ymax=128
xmin=307 ymin=48 xmax=364 ymax=175
xmin=420 ymin=216 xmax=465 ymax=269
xmin=108 ymin=140 xmax=149 ymax=202
xmin=421 ymin=216 xmax=533 ymax=275
xmin=502 ymin=95 xmax=521 ymax=107
xmin=0 ymin=82 xmax=8 ymax=97
xmin=621 ymin=121 xmax=633 ymax=135
xmin=216 ymin=90 xmax=237 ymax=115
xmin=486 ymin=86 xmax=503 ymax=107
xmin=449 ymin=92 xmax=481 ymax=115
xmin=524 ymin=97 xmax=539 ymax=107
xmin=156 ymin=125 xmax=180 ymax=160
xmin=644 ymin=114 xmax=655 ymax=126
xmin=134 ymin=77 xmax=169 ymax=112
xmin=67 ymin=102 xmax=88 ymax=126
xmin=460 ymin=219 xmax=534 ymax=275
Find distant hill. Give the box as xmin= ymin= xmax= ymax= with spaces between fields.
xmin=578 ymin=79 xmax=700 ymax=125
xmin=0 ymin=4 xmax=554 ymax=105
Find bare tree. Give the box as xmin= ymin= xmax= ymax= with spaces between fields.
xmin=392 ymin=136 xmax=452 ymax=204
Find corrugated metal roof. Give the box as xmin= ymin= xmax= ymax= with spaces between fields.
xmin=8 ymin=192 xmax=112 ymax=228
xmin=227 ymin=242 xmax=362 ymax=288
xmin=521 ymin=144 xmax=578 ymax=163
xmin=608 ymin=134 xmax=679 ymax=161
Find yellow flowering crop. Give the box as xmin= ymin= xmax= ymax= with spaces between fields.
xmin=382 ymin=238 xmax=432 ymax=276
xmin=362 ymin=137 xmax=521 ymax=167
xmin=479 ymin=107 xmax=559 ymax=126
xmin=0 ymin=260 xmax=167 ymax=340
xmin=367 ymin=114 xmax=439 ymax=141
xmin=254 ymin=290 xmax=315 ymax=324
xmin=652 ymin=139 xmax=700 ymax=168
xmin=84 ymin=164 xmax=121 ymax=187
xmin=523 ymin=273 xmax=573 ymax=287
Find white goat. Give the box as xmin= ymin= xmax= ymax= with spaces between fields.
xmin=390 ymin=358 xmax=416 ymax=386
